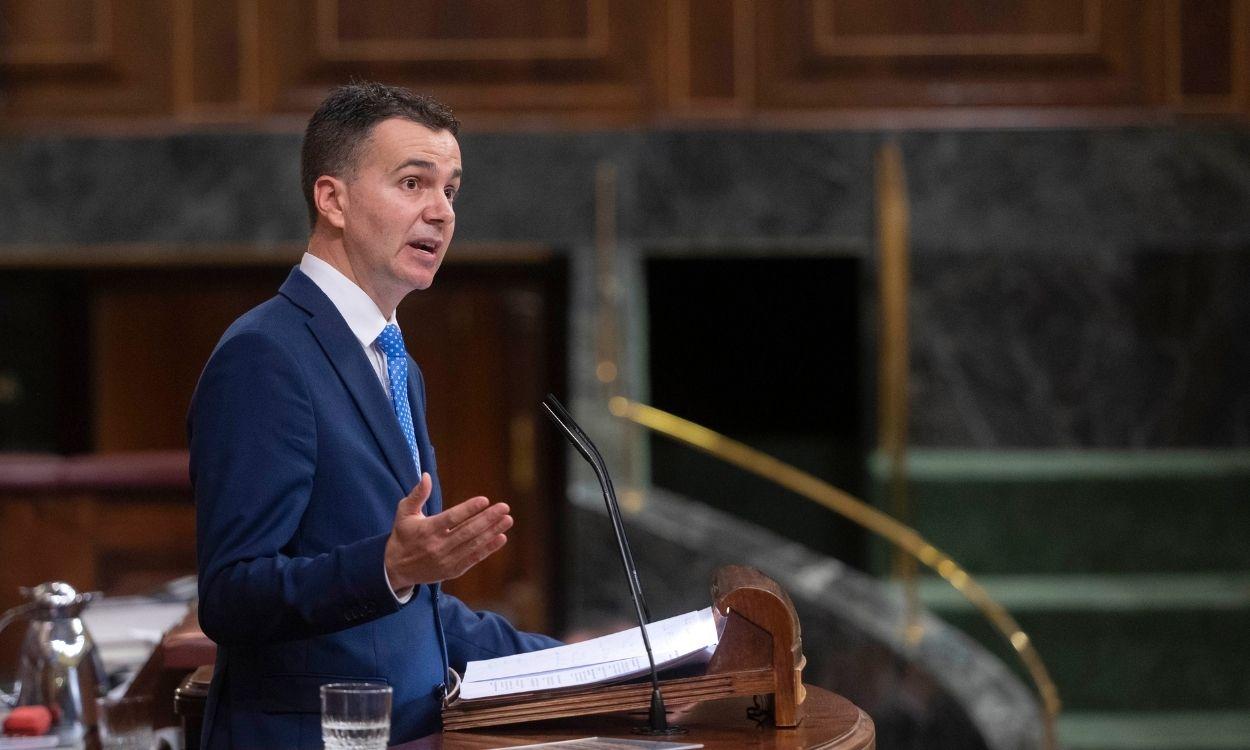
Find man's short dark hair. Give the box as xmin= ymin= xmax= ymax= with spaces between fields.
xmin=301 ymin=82 xmax=459 ymax=228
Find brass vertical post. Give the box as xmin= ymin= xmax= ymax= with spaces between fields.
xmin=874 ymin=141 xmax=921 ymax=644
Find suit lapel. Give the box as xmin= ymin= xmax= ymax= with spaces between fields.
xmin=280 ymin=268 xmax=421 ymax=492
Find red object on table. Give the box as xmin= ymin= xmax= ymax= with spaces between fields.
xmin=3 ymin=705 xmax=53 ymax=736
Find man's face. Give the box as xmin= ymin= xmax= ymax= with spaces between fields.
xmin=339 ymin=118 xmax=461 ymax=306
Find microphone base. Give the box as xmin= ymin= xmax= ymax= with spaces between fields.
xmin=636 ymin=688 xmax=683 ymax=736
xmin=631 ymin=725 xmax=687 ymax=736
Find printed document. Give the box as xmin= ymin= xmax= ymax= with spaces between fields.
xmin=459 ymin=607 xmax=720 ymax=700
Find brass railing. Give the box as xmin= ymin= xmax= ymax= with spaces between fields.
xmin=610 ymin=396 xmax=1061 ymax=750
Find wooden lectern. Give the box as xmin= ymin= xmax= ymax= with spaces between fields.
xmin=427 ymin=566 xmax=874 ymax=749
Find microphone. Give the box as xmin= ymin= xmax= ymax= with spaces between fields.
xmin=541 ymin=394 xmax=678 ymax=734
xmin=542 ymin=395 xmax=652 ymax=623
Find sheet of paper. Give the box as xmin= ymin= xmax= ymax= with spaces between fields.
xmin=459 ymin=607 xmax=719 ymax=700
xmin=82 ymin=597 xmax=193 ymax=673
xmin=465 ymin=608 xmax=717 ymax=682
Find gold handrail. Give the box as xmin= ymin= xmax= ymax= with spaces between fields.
xmin=610 ymin=396 xmax=1061 ymax=750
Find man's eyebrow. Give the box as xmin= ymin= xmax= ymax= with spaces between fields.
xmin=391 ymin=159 xmax=462 ymax=180
xmin=391 ymin=158 xmax=434 ymax=174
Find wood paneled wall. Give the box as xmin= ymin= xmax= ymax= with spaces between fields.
xmin=0 ymin=453 xmax=196 ymax=678
xmin=1 ymin=0 xmax=1246 ymax=127
xmin=0 ymin=259 xmax=566 ymax=658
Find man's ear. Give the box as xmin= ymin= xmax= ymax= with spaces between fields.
xmin=314 ymin=175 xmax=348 ymax=230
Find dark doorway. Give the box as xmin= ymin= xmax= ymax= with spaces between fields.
xmin=646 ymin=256 xmax=865 ymax=569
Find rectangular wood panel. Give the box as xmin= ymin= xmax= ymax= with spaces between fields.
xmin=172 ymin=0 xmax=252 ymax=116
xmin=1164 ymin=0 xmax=1247 ymax=115
xmin=0 ymin=0 xmax=174 ymax=120
xmin=90 ymin=269 xmax=284 ymax=452
xmin=756 ymin=0 xmax=1165 ymax=110
xmin=255 ymin=0 xmax=654 ymax=124
xmin=668 ymin=0 xmax=756 ymax=114
xmin=319 ymin=0 xmax=606 ymax=60
xmin=814 ymin=0 xmax=1097 ymax=56
xmin=0 ymin=0 xmax=110 ymax=66
xmin=1179 ymin=0 xmax=1233 ymax=96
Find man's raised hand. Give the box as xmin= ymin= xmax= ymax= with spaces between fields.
xmin=383 ymin=473 xmax=512 ymax=591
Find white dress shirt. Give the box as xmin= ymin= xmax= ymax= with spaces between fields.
xmin=300 ymin=252 xmax=398 ymax=396
xmin=299 ymin=251 xmax=415 ymax=603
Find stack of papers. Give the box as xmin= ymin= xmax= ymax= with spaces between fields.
xmin=459 ymin=608 xmax=721 ymax=700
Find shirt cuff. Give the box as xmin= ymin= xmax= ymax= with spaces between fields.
xmin=384 ymin=563 xmax=414 ymax=604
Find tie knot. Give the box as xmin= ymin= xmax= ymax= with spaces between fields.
xmin=375 ymin=324 xmax=407 ymax=360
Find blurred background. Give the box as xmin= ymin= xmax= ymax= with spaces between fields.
xmin=1 ymin=2 xmax=1248 ymax=749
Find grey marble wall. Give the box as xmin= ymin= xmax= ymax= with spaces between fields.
xmin=894 ymin=128 xmax=1250 ymax=447
xmin=1 ymin=134 xmax=305 ymax=247
xmin=909 ymin=249 xmax=1250 ymax=447
xmin=4 ymin=126 xmax=1247 ymax=448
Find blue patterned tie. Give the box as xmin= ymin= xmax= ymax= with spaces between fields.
xmin=375 ymin=324 xmax=420 ymax=473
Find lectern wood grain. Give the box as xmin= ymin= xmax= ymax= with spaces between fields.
xmin=710 ymin=565 xmax=805 ymax=726
xmin=407 ymin=687 xmax=874 ymax=750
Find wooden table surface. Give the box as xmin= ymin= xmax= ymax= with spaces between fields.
xmin=397 ymin=686 xmax=874 ymax=750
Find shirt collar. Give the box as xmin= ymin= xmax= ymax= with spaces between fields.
xmin=299 ymin=252 xmax=397 ymax=348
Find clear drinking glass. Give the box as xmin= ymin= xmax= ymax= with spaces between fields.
xmin=320 ymin=682 xmax=392 ymax=750
xmin=95 ymin=695 xmax=154 ymax=750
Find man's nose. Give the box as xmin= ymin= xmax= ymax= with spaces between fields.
xmin=425 ymin=192 xmax=455 ymax=224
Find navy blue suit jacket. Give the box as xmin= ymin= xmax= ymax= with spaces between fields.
xmin=190 ymin=268 xmax=559 ymax=749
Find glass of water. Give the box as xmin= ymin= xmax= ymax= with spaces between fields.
xmin=96 ymin=695 xmax=154 ymax=750
xmin=320 ymin=682 xmax=392 ymax=750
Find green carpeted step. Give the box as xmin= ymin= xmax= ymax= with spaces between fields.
xmin=1059 ymin=711 xmax=1250 ymax=750
xmin=913 ymin=573 xmax=1250 ymax=712
xmin=868 ymin=449 xmax=1250 ymax=575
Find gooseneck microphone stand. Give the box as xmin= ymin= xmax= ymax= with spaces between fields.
xmin=541 ymin=394 xmax=680 ymax=734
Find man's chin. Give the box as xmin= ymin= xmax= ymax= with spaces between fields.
xmin=396 ymin=257 xmax=442 ymax=292
xmin=404 ymin=268 xmax=439 ymax=292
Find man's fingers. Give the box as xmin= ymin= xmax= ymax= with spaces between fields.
xmin=390 ymin=487 xmax=516 ymax=584
xmin=436 ymin=495 xmax=494 ymax=528
xmin=445 ymin=503 xmax=511 ymax=545
xmin=448 ymin=515 xmax=512 ymax=565
xmin=473 ymin=532 xmax=509 ymax=563
xmin=448 ymin=532 xmax=510 ymax=578
xmin=398 ymin=473 xmax=434 ymax=517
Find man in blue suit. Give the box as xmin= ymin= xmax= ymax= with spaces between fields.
xmin=190 ymin=82 xmax=560 ymax=749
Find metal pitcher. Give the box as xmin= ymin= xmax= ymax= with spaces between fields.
xmin=0 ymin=581 xmax=108 ymax=741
